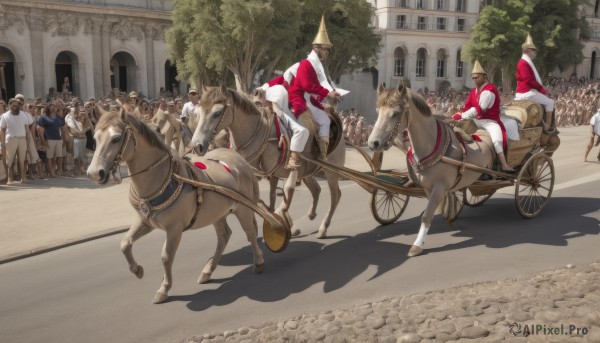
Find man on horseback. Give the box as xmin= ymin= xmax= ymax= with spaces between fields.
xmin=453 ymin=61 xmax=514 ymax=172
xmin=515 ymin=33 xmax=558 ymax=135
xmin=288 ymin=15 xmax=341 ymax=158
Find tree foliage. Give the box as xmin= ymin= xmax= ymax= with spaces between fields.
xmin=166 ymin=0 xmax=381 ymax=93
xmin=463 ymin=0 xmax=590 ymax=92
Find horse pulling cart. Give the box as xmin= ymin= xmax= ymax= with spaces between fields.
xmin=301 ymin=88 xmax=558 ymax=249
xmin=304 ymin=140 xmax=554 ymax=225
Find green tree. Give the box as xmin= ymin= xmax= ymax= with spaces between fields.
xmin=292 ymin=0 xmax=382 ymax=83
xmin=166 ymin=0 xmax=301 ymax=93
xmin=167 ymin=0 xmax=381 ymax=92
xmin=464 ymin=0 xmax=589 ymax=93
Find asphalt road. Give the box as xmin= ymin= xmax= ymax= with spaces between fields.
xmin=0 ymin=126 xmax=599 ymax=343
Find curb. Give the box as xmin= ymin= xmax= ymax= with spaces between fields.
xmin=0 ymin=226 xmax=129 ymax=265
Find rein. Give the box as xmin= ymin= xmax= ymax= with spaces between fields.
xmin=107 ymin=127 xmax=170 ymax=182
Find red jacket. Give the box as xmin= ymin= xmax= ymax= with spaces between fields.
xmin=288 ymin=59 xmax=330 ymax=118
xmin=462 ymin=82 xmax=507 ymax=149
xmin=266 ymin=75 xmax=289 ymax=89
xmin=516 ymin=58 xmax=546 ymax=94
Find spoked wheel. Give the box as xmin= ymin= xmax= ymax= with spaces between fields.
xmin=442 ymin=191 xmax=464 ymax=224
xmin=370 ymin=189 xmax=410 ymax=225
xmin=515 ymin=153 xmax=554 ymax=218
xmin=463 ymin=187 xmax=495 ymax=207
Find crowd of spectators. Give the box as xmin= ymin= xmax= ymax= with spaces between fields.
xmin=3 ymin=77 xmax=600 ymax=185
xmin=0 ymin=86 xmax=192 ymax=185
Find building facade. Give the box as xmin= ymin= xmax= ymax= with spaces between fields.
xmin=339 ymin=0 xmax=600 ymax=120
xmin=0 ymin=0 xmax=174 ymax=101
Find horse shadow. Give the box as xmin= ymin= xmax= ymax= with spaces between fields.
xmin=426 ymin=196 xmax=600 ymax=254
xmin=169 ymin=216 xmax=422 ymax=311
xmin=168 ymin=196 xmax=598 ymax=311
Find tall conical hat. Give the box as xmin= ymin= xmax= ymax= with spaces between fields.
xmin=522 ymin=33 xmax=537 ymax=50
xmin=312 ymin=15 xmax=333 ymax=47
xmin=471 ymin=60 xmax=486 ymax=75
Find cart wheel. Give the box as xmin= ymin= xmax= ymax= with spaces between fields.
xmin=442 ymin=191 xmax=464 ymax=224
xmin=464 ymin=187 xmax=495 ymax=207
xmin=515 ymin=153 xmax=554 ymax=218
xmin=370 ymin=189 xmax=409 ymax=225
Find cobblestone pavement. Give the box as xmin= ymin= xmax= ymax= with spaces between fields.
xmin=180 ymin=262 xmax=600 ymax=343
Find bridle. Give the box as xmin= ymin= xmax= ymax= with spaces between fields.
xmin=375 ymin=102 xmax=410 ymax=149
xmin=100 ymin=125 xmax=170 ymax=183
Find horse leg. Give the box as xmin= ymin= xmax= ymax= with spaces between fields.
xmin=303 ymin=176 xmax=321 ymax=220
xmin=409 ymin=187 xmax=447 ymax=257
xmin=120 ymin=217 xmax=154 ymax=279
xmin=276 ymin=170 xmax=299 ymax=236
xmin=235 ymin=207 xmax=265 ymax=274
xmin=316 ymin=171 xmax=341 ymax=239
xmin=153 ymin=228 xmax=183 ymax=304
xmin=198 ymin=218 xmax=232 ymax=284
xmin=268 ymin=177 xmax=278 ymax=212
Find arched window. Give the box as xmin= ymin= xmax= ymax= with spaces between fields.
xmin=436 ymin=49 xmax=447 ymax=77
xmin=394 ymin=47 xmax=405 ymax=77
xmin=456 ymin=49 xmax=464 ymax=77
xmin=416 ymin=48 xmax=427 ymax=77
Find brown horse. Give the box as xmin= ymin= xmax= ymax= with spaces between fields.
xmin=87 ymin=108 xmax=265 ymax=304
xmin=368 ymin=83 xmax=493 ymax=256
xmin=191 ymin=85 xmax=345 ymax=238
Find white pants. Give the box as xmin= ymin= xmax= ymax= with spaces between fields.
xmin=515 ymin=90 xmax=554 ymax=112
xmin=474 ymin=119 xmax=504 ymax=153
xmin=279 ymin=114 xmax=309 ymax=152
xmin=307 ymin=102 xmax=331 ymax=137
xmin=6 ymin=136 xmax=27 ymax=168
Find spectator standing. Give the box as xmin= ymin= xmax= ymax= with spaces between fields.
xmin=584 ymin=108 xmax=600 ymax=162
xmin=37 ymin=102 xmax=66 ymax=177
xmin=0 ymin=98 xmax=33 ymax=184
xmin=68 ymin=109 xmax=90 ymax=175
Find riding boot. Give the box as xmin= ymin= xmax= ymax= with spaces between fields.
xmin=318 ymin=136 xmax=329 ymax=160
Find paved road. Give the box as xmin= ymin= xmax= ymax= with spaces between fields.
xmin=0 ymin=126 xmax=599 ymax=343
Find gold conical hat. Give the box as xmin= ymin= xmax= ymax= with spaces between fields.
xmin=312 ymin=15 xmax=333 ymax=47
xmin=471 ymin=60 xmax=486 ymax=75
xmin=522 ymin=33 xmax=537 ymax=50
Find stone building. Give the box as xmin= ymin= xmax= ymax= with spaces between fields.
xmin=339 ymin=0 xmax=600 ymax=120
xmin=0 ymin=0 xmax=175 ymax=101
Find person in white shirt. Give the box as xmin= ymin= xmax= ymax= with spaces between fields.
xmin=181 ymin=88 xmax=199 ymax=130
xmin=0 ymin=98 xmax=34 ymax=184
xmin=584 ymin=109 xmax=600 ymax=162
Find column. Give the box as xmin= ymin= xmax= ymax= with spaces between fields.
xmin=28 ymin=9 xmax=46 ymax=97
xmin=91 ymin=19 xmax=104 ymax=98
xmin=144 ymin=25 xmax=156 ymax=98
xmin=101 ymin=21 xmax=112 ymax=96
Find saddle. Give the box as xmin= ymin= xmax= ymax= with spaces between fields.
xmin=296 ymin=107 xmax=343 ymax=158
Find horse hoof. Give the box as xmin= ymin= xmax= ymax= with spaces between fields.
xmin=153 ymin=292 xmax=168 ymax=304
xmin=308 ymin=212 xmax=317 ymax=220
xmin=292 ymin=228 xmax=301 ymax=236
xmin=315 ymin=230 xmax=327 ymax=239
xmin=254 ymin=263 xmax=265 ymax=274
xmin=408 ymin=245 xmax=424 ymax=257
xmin=135 ymin=266 xmax=144 ymax=279
xmin=198 ymin=273 xmax=211 ymax=284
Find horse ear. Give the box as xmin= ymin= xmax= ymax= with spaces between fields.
xmin=377 ymin=83 xmax=385 ymax=95
xmin=201 ymin=83 xmax=208 ymax=92
xmin=397 ymin=81 xmax=407 ymax=98
xmin=219 ymin=83 xmax=227 ymax=95
xmin=119 ymin=107 xmax=128 ymax=123
xmin=95 ymin=103 xmax=109 ymax=119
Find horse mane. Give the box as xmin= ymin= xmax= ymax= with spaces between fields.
xmin=95 ymin=111 xmax=169 ymax=151
xmin=200 ymin=87 xmax=262 ymax=116
xmin=376 ymin=87 xmax=432 ymax=117
xmin=409 ymin=90 xmax=432 ymax=117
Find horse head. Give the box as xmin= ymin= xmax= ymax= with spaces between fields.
xmin=191 ymin=84 xmax=234 ymax=155
xmin=368 ymin=82 xmax=410 ymax=152
xmin=87 ymin=107 xmax=135 ymax=184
